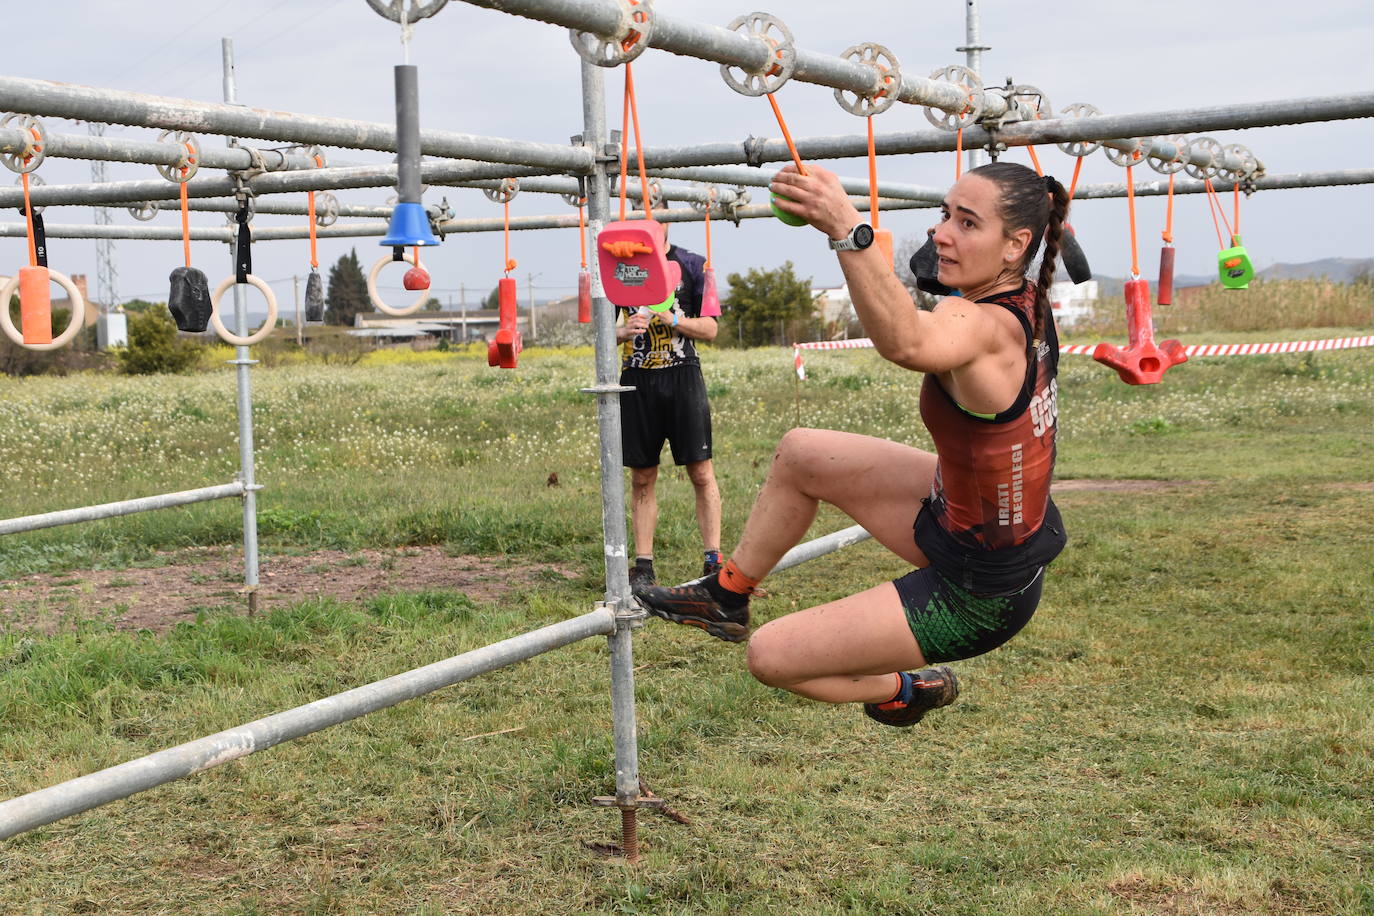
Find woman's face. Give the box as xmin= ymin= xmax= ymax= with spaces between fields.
xmin=930 ymin=174 xmax=1030 ymax=293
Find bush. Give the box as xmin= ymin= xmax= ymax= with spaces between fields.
xmin=112 ymin=309 xmax=201 ymax=375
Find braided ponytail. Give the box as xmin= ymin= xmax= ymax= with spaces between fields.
xmin=1033 ymin=178 xmax=1070 ymax=343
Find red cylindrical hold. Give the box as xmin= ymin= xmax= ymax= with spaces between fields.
xmin=402 ymin=266 xmax=431 ymax=291
xmin=494 ymin=276 xmax=522 ymax=369
xmin=577 ymin=270 xmax=592 ymax=323
xmin=1156 ymin=246 xmax=1176 ymax=306
xmin=19 ymin=266 xmax=52 ymax=345
xmin=700 ymin=267 xmax=721 ymax=318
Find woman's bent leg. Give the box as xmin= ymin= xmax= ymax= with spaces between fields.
xmin=746 ymin=581 xmax=926 ymax=704
xmin=730 ymin=428 xmax=937 ymax=580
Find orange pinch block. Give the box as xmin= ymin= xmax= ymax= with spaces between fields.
xmin=1092 ymin=277 xmax=1187 ymax=386
xmin=487 ymin=275 xmax=523 ymax=369
xmin=597 ymin=219 xmax=681 ymax=308
xmin=19 ymin=266 xmax=53 ymax=346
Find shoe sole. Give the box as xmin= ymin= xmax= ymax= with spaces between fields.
xmin=644 ymin=604 xmax=749 ymax=643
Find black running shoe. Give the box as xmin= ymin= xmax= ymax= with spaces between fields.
xmin=863 ymin=666 xmax=959 ymax=727
xmin=702 ymin=559 xmax=723 ymax=578
xmin=637 ymin=575 xmax=750 ymax=643
xmin=628 ymin=561 xmax=656 ymax=595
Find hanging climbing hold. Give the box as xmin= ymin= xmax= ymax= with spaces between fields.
xmin=1217 ymin=236 xmax=1254 ymax=290
xmin=167 ymin=266 xmax=213 ymax=333
xmin=403 ymin=265 xmax=431 ymax=290
xmin=488 ymin=275 xmax=523 ymax=369
xmin=304 ymin=268 xmax=325 ymax=323
xmin=1092 ymin=278 xmax=1187 ymax=385
xmin=597 ymin=219 xmax=681 ymax=311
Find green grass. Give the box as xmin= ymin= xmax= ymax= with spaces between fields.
xmin=1 ymin=335 xmax=1373 ymax=914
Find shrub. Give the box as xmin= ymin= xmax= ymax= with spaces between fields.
xmin=112 ymin=309 xmax=201 ymax=375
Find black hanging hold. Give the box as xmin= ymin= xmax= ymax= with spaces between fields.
xmin=304 ymin=268 xmax=325 ymax=323
xmin=391 ymin=245 xmax=405 ymax=262
xmin=168 ymin=266 xmax=213 ymax=332
xmin=1060 ymin=224 xmax=1092 ymax=285
xmin=234 ymin=203 xmax=252 ymax=284
xmin=30 ymin=212 xmax=48 ymax=268
xmin=909 ymin=232 xmax=953 ymax=297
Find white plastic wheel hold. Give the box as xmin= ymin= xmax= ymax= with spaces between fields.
xmin=367 ymin=250 xmax=429 ymax=316
xmin=0 ymin=268 xmax=87 ymax=351
xmin=209 ymin=274 xmax=279 ymax=346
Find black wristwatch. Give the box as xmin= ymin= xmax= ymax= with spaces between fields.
xmin=828 ymin=222 xmax=875 ymax=251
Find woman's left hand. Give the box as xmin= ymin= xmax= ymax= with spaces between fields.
xmin=769 ymin=164 xmax=864 ymax=241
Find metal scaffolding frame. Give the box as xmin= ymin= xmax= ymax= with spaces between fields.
xmin=2 ymin=0 xmax=1373 ymax=863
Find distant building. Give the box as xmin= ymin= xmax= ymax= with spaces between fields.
xmin=812 ymin=284 xmax=855 ymax=338
xmin=1048 ymin=279 xmax=1098 ymax=329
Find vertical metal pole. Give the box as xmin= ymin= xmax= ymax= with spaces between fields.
xmin=582 ymin=56 xmax=643 ymax=858
xmin=959 ymin=0 xmax=989 ymax=172
xmin=222 ymin=38 xmax=260 ymax=615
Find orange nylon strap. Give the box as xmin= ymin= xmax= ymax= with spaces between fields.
xmin=954 ymin=128 xmax=963 ymax=179
xmin=577 ymin=198 xmax=587 ymax=269
xmin=20 ymin=172 xmax=37 ymax=268
xmin=179 ymin=182 xmax=192 ymax=267
xmin=503 ymin=198 xmax=514 ymax=273
xmin=1203 ymin=178 xmax=1235 ymax=248
xmin=1202 ymin=179 xmax=1226 ymax=250
xmin=1162 ymin=172 xmax=1175 ymax=245
xmin=866 ymin=115 xmax=879 ymax=230
xmin=1125 ymin=164 xmax=1140 ymax=278
xmin=624 ymin=61 xmax=652 ymax=220
xmin=306 ymin=153 xmax=322 ymax=269
xmin=703 ymin=198 xmax=713 ymax=269
xmin=1233 ymin=184 xmax=1240 ymax=237
xmin=766 ymin=93 xmax=807 ymax=176
xmin=618 ymin=71 xmax=631 ymax=222
xmin=1027 ymin=144 xmax=1044 ymax=177
xmin=19 ymin=128 xmax=42 ymax=267
xmin=1067 ymin=157 xmax=1083 ymax=203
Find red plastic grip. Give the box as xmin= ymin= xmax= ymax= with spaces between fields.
xmin=577 ymin=270 xmax=592 ymax=324
xmin=1156 ymin=246 xmax=1175 ymax=306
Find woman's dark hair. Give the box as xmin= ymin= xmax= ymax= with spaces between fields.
xmin=967 ymin=161 xmax=1070 ymax=342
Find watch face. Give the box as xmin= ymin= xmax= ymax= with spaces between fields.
xmin=853 ymin=224 xmax=875 ymax=249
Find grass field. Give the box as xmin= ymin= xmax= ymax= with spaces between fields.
xmin=1 ymin=321 xmax=1372 ymax=914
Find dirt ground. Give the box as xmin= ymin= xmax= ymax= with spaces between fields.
xmin=0 ymin=545 xmax=580 ymax=635
xmin=0 ymin=479 xmax=1211 ymax=636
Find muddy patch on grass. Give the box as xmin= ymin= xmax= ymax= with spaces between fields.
xmin=0 ymin=546 xmax=580 ymax=635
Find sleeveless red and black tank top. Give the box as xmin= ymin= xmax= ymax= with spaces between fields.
xmin=914 ymin=281 xmax=1067 ymax=595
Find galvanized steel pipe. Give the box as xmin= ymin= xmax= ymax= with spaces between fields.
xmin=0 ymin=482 xmax=247 ymax=536
xmin=0 ymin=128 xmax=331 ymax=172
xmin=0 ymin=76 xmax=594 ymax=172
xmin=771 ymin=526 xmax=874 ymax=575
xmin=0 ymin=607 xmax=617 ymax=841
xmin=453 ymin=0 xmax=1018 ymax=121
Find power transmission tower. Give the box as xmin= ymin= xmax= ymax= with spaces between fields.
xmin=87 ymin=122 xmax=119 ymax=312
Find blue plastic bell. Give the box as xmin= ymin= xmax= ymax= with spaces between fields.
xmin=380 ymin=202 xmax=439 ymax=247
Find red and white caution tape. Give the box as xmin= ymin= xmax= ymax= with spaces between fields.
xmin=795 ymin=335 xmax=1374 ymax=376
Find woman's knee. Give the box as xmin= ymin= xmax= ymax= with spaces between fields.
xmin=770 ymin=427 xmax=827 ymax=480
xmin=745 ymin=621 xmax=794 ymax=688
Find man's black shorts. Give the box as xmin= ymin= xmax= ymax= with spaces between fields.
xmin=620 ymin=365 xmax=713 ymax=467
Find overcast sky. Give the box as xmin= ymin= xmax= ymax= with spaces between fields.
xmin=3 ymin=0 xmax=1372 ymax=312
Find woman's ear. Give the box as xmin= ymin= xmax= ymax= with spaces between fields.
xmin=1004 ymin=226 xmax=1034 ymax=264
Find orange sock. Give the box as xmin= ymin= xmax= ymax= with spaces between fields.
xmin=718 ymin=558 xmax=760 ymax=595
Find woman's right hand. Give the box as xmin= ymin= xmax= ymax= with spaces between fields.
xmin=769 ymin=164 xmax=864 ymax=241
